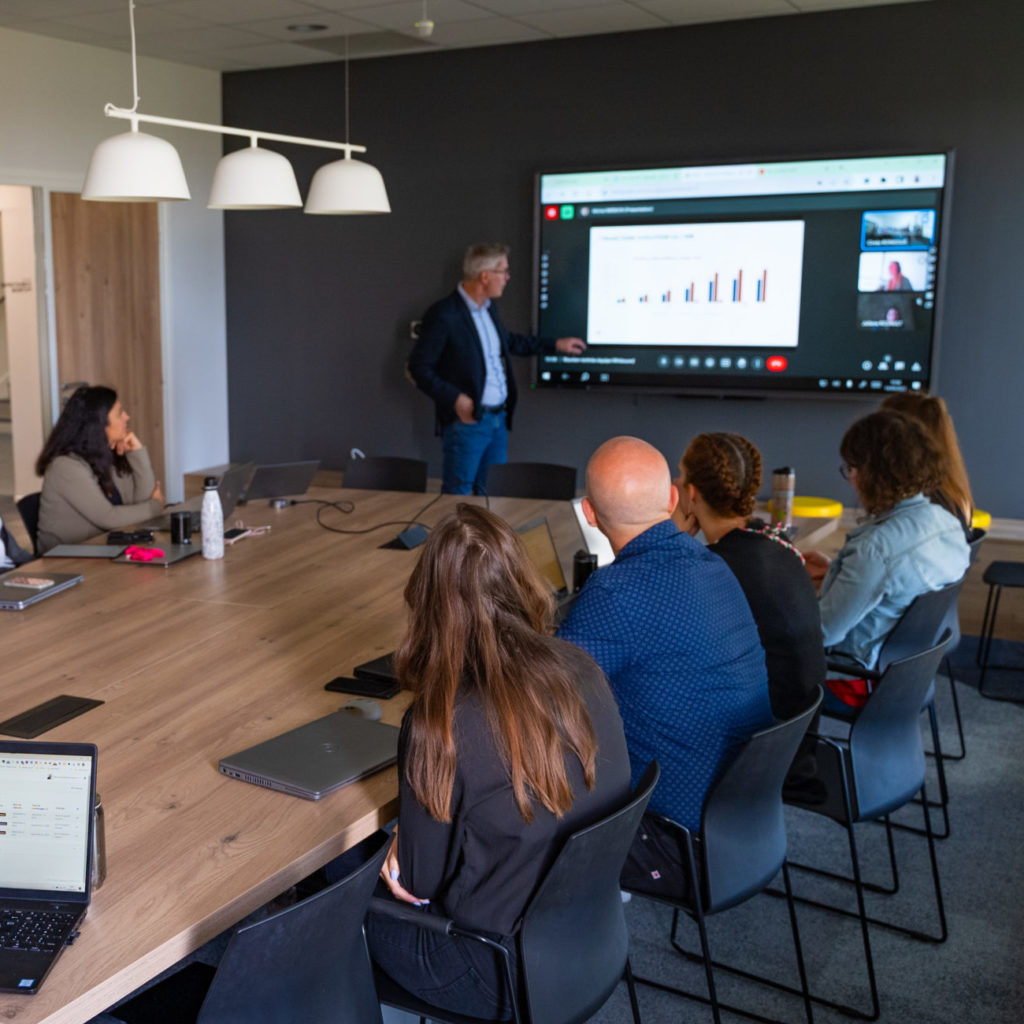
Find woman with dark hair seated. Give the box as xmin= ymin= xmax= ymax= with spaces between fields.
xmin=36 ymin=385 xmax=164 ymax=552
xmin=367 ymin=504 xmax=630 ymax=1021
xmin=805 ymin=409 xmax=970 ymax=707
xmin=674 ymin=432 xmax=825 ymax=795
xmin=880 ymin=391 xmax=975 ymax=537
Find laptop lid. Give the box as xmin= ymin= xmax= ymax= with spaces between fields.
xmin=517 ymin=518 xmax=569 ymax=599
xmin=243 ymin=461 xmax=320 ymax=501
xmin=218 ymin=711 xmax=399 ymax=801
xmin=0 ymin=571 xmax=84 ymax=611
xmin=571 ymin=498 xmax=616 ymax=567
xmin=0 ymin=741 xmax=97 ymax=905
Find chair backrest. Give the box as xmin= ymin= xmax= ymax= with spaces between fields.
xmin=701 ymin=690 xmax=823 ymax=915
xmin=16 ymin=491 xmax=41 ymax=556
xmin=484 ymin=462 xmax=577 ymax=501
xmin=343 ymin=456 xmax=428 ymax=493
xmin=848 ymin=634 xmax=952 ymax=821
xmin=876 ymin=577 xmax=964 ymax=672
xmin=519 ymin=762 xmax=659 ymax=1024
xmin=967 ymin=527 xmax=987 ymax=565
xmin=196 ymin=831 xmax=390 ymax=1024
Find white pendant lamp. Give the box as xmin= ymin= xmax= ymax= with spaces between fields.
xmin=82 ymin=125 xmax=190 ymax=202
xmin=83 ymin=2 xmax=389 ymax=215
xmin=305 ymin=154 xmax=390 ymax=214
xmin=208 ymin=143 xmax=301 ymax=210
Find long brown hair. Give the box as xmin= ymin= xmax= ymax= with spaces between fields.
xmin=682 ymin=433 xmax=762 ymax=518
xmin=840 ymin=410 xmax=944 ymax=516
xmin=880 ymin=392 xmax=973 ymax=523
xmin=396 ymin=505 xmax=598 ymax=824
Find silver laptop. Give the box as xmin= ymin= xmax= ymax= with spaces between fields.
xmin=571 ymin=497 xmax=616 ymax=567
xmin=0 ymin=571 xmax=84 ymax=611
xmin=139 ymin=461 xmax=255 ymax=532
xmin=219 ymin=711 xmax=399 ymax=800
xmin=0 ymin=740 xmax=97 ymax=994
xmin=242 ymin=460 xmax=320 ymax=501
xmin=517 ymin=517 xmax=578 ymax=623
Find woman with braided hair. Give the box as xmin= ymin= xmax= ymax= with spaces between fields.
xmin=674 ymin=432 xmax=825 ymax=797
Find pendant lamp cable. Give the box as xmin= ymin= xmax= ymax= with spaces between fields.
xmin=344 ymin=35 xmax=350 ymax=148
xmin=128 ymin=0 xmax=140 ymax=114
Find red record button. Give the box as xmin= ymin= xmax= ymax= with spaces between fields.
xmin=544 ymin=206 xmax=559 ymax=220
xmin=766 ymin=355 xmax=788 ymax=372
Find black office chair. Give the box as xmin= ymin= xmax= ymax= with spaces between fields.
xmin=624 ymin=692 xmax=821 ymax=1024
xmin=824 ymin=576 xmax=965 ymax=837
xmin=786 ymin=637 xmax=951 ymax=1022
xmin=343 ymin=456 xmax=428 ymax=493
xmin=110 ymin=831 xmax=390 ymax=1024
xmin=483 ymin=462 xmax=577 ymax=501
xmin=371 ymin=762 xmax=659 ymax=1024
xmin=16 ymin=491 xmax=42 ymax=557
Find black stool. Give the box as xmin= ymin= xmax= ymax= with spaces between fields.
xmin=977 ymin=560 xmax=1024 ymax=701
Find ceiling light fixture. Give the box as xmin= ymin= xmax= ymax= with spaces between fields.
xmin=305 ymin=35 xmax=390 ymax=215
xmin=413 ymin=0 xmax=435 ymax=39
xmin=82 ymin=1 xmax=388 ymax=215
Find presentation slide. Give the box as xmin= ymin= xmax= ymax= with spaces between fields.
xmin=586 ymin=220 xmax=806 ymax=348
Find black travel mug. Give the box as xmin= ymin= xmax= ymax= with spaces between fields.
xmin=573 ymin=549 xmax=598 ymax=593
xmin=170 ymin=510 xmax=192 ymax=545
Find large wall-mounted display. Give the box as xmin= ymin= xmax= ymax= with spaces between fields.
xmin=534 ymin=152 xmax=951 ymax=398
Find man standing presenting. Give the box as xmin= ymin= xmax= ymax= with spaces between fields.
xmin=557 ymin=436 xmax=772 ymax=898
xmin=408 ymin=243 xmax=585 ymax=494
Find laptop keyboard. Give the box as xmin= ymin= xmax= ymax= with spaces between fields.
xmin=0 ymin=910 xmax=78 ymax=952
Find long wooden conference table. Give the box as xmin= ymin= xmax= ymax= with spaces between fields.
xmin=1 ymin=485 xmax=837 ymax=1023
xmin=0 ymin=488 xmax=588 ymax=1024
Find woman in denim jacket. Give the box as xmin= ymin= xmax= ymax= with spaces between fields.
xmin=805 ymin=409 xmax=970 ymax=685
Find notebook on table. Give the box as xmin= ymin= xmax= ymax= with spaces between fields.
xmin=571 ymin=498 xmax=615 ymax=568
xmin=0 ymin=571 xmax=83 ymax=612
xmin=0 ymin=740 xmax=98 ymax=994
xmin=218 ymin=711 xmax=399 ymax=801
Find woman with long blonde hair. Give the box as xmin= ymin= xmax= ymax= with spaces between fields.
xmin=367 ymin=503 xmax=630 ymax=1021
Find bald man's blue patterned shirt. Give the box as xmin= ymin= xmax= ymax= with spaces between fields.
xmin=558 ymin=519 xmax=772 ymax=831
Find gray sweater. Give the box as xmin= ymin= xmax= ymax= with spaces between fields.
xmin=38 ymin=449 xmax=162 ymax=552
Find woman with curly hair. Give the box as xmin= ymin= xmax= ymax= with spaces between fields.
xmin=366 ymin=503 xmax=630 ymax=1021
xmin=880 ymin=391 xmax=974 ymax=537
xmin=807 ymin=409 xmax=969 ymax=688
xmin=676 ymin=432 xmax=824 ymax=793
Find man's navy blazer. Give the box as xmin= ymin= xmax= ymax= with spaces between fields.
xmin=407 ymin=290 xmax=554 ymax=433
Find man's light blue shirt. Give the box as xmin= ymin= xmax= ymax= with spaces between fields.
xmin=458 ymin=284 xmax=506 ymax=407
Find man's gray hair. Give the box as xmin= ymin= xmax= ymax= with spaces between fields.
xmin=463 ymin=243 xmax=509 ymax=280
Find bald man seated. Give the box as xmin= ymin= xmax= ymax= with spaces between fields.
xmin=557 ymin=436 xmax=773 ymax=899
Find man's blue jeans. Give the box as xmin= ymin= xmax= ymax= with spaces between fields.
xmin=441 ymin=411 xmax=508 ymax=495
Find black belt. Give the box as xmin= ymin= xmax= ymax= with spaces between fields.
xmin=478 ymin=402 xmax=506 ymax=414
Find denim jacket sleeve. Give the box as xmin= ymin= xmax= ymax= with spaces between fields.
xmin=817 ymin=528 xmax=889 ymax=650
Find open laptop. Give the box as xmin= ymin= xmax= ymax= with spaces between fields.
xmin=0 ymin=740 xmax=97 ymax=994
xmin=242 ymin=460 xmax=320 ymax=502
xmin=138 ymin=461 xmax=255 ymax=532
xmin=517 ymin=517 xmax=578 ymax=623
xmin=0 ymin=571 xmax=83 ymax=612
xmin=571 ymin=498 xmax=616 ymax=568
xmin=218 ymin=711 xmax=399 ymax=800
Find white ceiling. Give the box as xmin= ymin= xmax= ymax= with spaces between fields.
xmin=0 ymin=0 xmax=929 ymax=71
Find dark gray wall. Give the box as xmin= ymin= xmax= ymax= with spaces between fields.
xmin=223 ymin=0 xmax=1024 ymax=517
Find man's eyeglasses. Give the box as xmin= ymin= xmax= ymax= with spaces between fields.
xmin=839 ymin=463 xmax=855 ymax=481
xmin=484 ymin=267 xmax=511 ymax=277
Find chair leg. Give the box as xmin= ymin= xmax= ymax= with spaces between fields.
xmin=942 ymin=659 xmax=966 ymax=760
xmin=976 ymin=585 xmax=1024 ymax=703
xmin=623 ymin=957 xmax=644 ymax=1024
xmin=787 ymin=814 xmax=898 ymax=896
xmin=898 ymin=706 xmax=952 ymax=840
xmin=781 ymin=861 xmax=815 ymax=1024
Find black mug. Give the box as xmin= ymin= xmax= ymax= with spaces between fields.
xmin=170 ymin=510 xmax=192 ymax=545
xmin=572 ymin=549 xmax=598 ymax=593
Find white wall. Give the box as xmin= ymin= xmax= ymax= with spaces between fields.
xmin=0 ymin=26 xmax=228 ymax=500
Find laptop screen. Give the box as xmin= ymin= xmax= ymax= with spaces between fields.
xmin=0 ymin=750 xmax=93 ymax=895
xmin=517 ymin=519 xmax=568 ymax=596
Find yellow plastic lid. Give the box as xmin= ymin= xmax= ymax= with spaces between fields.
xmin=972 ymin=508 xmax=991 ymax=530
xmin=768 ymin=495 xmax=843 ymax=519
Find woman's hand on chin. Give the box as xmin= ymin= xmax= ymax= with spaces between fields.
xmin=113 ymin=431 xmax=143 ymax=456
xmin=380 ymin=829 xmax=430 ymax=906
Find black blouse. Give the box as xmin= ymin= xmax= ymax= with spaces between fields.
xmin=394 ymin=637 xmax=631 ymax=936
xmin=708 ymin=524 xmax=826 ymax=722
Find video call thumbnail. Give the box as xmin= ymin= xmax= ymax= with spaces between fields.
xmin=857 ymin=249 xmax=931 ymax=293
xmin=861 ymin=209 xmax=935 ymax=250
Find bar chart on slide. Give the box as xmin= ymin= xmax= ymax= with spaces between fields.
xmin=588 ymin=220 xmax=805 ymax=347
